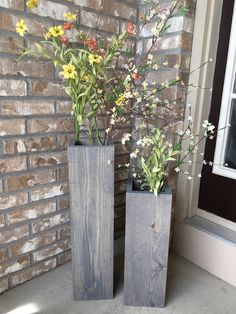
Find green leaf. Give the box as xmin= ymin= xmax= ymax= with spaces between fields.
xmin=178 ymin=6 xmax=189 ymax=16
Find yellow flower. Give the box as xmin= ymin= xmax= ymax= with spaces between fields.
xmin=16 ymin=20 xmax=28 ymax=37
xmin=44 ymin=31 xmax=51 ymax=40
xmin=82 ymin=75 xmax=90 ymax=82
xmin=60 ymin=64 xmax=77 ymax=79
xmin=26 ymin=0 xmax=39 ymax=8
xmin=63 ymin=12 xmax=77 ymax=21
xmin=88 ymin=54 xmax=103 ymax=64
xmin=49 ymin=26 xmax=64 ymax=38
xmin=115 ymin=94 xmax=125 ymax=106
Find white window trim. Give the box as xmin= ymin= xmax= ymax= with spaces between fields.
xmin=213 ymin=0 xmax=236 ymax=179
xmin=175 ymin=0 xmax=223 ymax=221
xmin=175 ymin=0 xmax=236 ymax=232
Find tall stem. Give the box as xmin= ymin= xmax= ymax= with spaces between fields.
xmin=75 ymin=119 xmax=80 ymax=143
xmin=93 ymin=116 xmax=102 ymax=145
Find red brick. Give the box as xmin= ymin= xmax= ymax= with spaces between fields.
xmin=0 ymin=79 xmax=27 ymax=97
xmin=0 ymin=100 xmax=55 ymax=116
xmin=0 ymin=156 xmax=27 ymax=173
xmin=0 ymin=225 xmax=29 ymax=244
xmin=0 ymin=59 xmax=54 ymax=78
xmin=102 ymin=0 xmax=136 ymax=20
xmin=58 ymin=167 xmax=68 ymax=180
xmin=10 ymin=232 xmax=57 ymax=256
xmin=146 ymin=69 xmax=178 ymax=84
xmin=68 ymin=0 xmax=101 ymax=10
xmin=114 ymin=193 xmax=125 ymax=207
xmin=0 ymin=192 xmax=28 ymax=211
xmin=114 ymin=205 xmax=125 ymax=219
xmin=29 ymin=0 xmax=73 ymax=20
xmin=10 ymin=259 xmax=56 ymax=287
xmin=0 ymin=0 xmax=24 ymax=11
xmin=7 ymin=170 xmax=56 ymax=192
xmin=29 ymin=151 xmax=67 ymax=168
xmin=114 ymin=154 xmax=130 ymax=168
xmin=58 ymin=198 xmax=70 ymax=210
xmin=0 ymin=11 xmax=48 ymax=37
xmin=29 ymin=80 xmax=67 ymax=97
xmin=31 ymin=182 xmax=69 ymax=201
xmin=57 ymin=135 xmax=73 ymax=149
xmin=80 ymin=10 xmax=119 ymax=33
xmin=8 ymin=201 xmax=56 ymax=225
xmin=143 ymin=34 xmax=193 ymax=53
xmin=56 ymin=101 xmax=72 ymax=114
xmin=0 ymin=119 xmax=25 ymax=136
xmin=33 ymin=239 xmax=70 ymax=261
xmin=27 ymin=118 xmax=74 ymax=133
xmin=0 ymin=37 xmax=23 ymax=54
xmin=0 ymin=214 xmax=4 ymax=228
xmin=3 ymin=136 xmax=57 ymax=154
xmin=115 ymin=168 xmax=128 ymax=182
xmin=115 ymin=181 xmax=127 ymax=194
xmin=0 ymin=249 xmax=7 ymax=263
xmin=115 ymin=216 xmax=125 ymax=232
xmin=32 ymin=211 xmax=70 ymax=233
xmin=59 ymin=226 xmax=70 ymax=239
xmin=0 ymin=256 xmax=30 ymax=277
xmin=0 ymin=278 xmax=8 ymax=294
xmin=58 ymin=250 xmax=72 ymax=265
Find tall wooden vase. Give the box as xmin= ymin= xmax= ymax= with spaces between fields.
xmin=68 ymin=143 xmax=114 ymax=300
xmin=124 ymin=181 xmax=172 ymax=307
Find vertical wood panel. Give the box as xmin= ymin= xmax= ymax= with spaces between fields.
xmin=68 ymin=144 xmax=114 ymax=300
xmin=124 ymin=187 xmax=172 ymax=307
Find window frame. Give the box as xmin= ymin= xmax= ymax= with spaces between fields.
xmin=213 ymin=1 xmax=236 ymax=179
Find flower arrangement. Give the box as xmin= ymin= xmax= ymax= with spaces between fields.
xmin=15 ymin=0 xmax=223 ymax=195
xmin=16 ymin=0 xmax=188 ymax=144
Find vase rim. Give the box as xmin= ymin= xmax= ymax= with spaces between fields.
xmin=127 ymin=178 xmax=171 ymax=196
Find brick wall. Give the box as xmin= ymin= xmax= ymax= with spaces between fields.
xmin=0 ymin=0 xmax=195 ymax=293
xmin=0 ymin=0 xmax=137 ymax=293
xmin=137 ymin=0 xmax=196 ymax=193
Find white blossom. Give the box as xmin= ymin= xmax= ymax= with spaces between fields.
xmin=121 ymin=133 xmax=132 ymax=145
xmin=130 ymin=149 xmax=139 ymax=159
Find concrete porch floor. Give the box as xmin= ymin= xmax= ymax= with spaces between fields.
xmin=0 ymin=253 xmax=236 ymax=314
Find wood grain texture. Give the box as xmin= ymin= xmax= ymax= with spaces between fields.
xmin=124 ymin=185 xmax=172 ymax=307
xmin=68 ymin=144 xmax=114 ymax=300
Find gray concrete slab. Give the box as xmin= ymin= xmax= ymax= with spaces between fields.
xmin=0 ymin=253 xmax=236 ymax=314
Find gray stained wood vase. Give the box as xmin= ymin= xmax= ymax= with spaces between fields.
xmin=68 ymin=143 xmax=114 ymax=300
xmin=124 ymin=182 xmax=172 ymax=307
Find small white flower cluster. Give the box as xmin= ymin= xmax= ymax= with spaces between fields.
xmin=130 ymin=149 xmax=139 ymax=159
xmin=137 ymin=137 xmax=152 ymax=147
xmin=202 ymin=120 xmax=215 ymax=133
xmin=121 ymin=133 xmax=132 ymax=145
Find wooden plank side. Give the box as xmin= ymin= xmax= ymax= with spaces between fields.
xmin=124 ymin=191 xmax=172 ymax=307
xmin=68 ymin=144 xmax=114 ymax=300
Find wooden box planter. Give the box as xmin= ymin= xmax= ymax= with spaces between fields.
xmin=124 ymin=181 xmax=172 ymax=308
xmin=68 ymin=143 xmax=114 ymax=300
